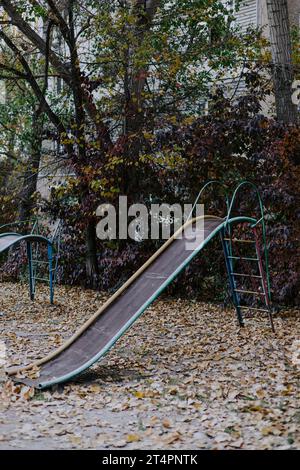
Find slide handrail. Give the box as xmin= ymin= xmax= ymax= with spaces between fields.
xmin=0 ymin=218 xmax=61 ymax=243
xmin=225 ymin=181 xmax=265 ymax=228
xmin=0 ymin=218 xmax=38 ymax=234
xmin=188 ymin=180 xmax=230 ymax=221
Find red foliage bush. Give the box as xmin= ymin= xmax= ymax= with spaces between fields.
xmin=166 ymin=91 xmax=300 ymax=305
xmin=2 ymin=89 xmax=299 ymax=306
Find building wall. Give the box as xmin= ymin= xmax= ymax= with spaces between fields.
xmin=235 ymin=0 xmax=300 ymax=35
xmin=235 ymin=0 xmax=258 ymax=31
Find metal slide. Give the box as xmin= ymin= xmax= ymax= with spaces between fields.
xmin=6 ymin=214 xmax=258 ymax=389
xmin=0 ymin=233 xmax=51 ymax=254
xmin=0 ymin=231 xmax=55 ymax=303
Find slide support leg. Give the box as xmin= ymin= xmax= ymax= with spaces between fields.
xmin=253 ymin=227 xmax=275 ymax=332
xmin=27 ymin=242 xmax=35 ymax=301
xmin=48 ymin=243 xmax=54 ymax=305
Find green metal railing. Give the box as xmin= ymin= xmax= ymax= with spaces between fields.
xmin=0 ymin=218 xmax=38 ymax=234
xmin=189 ymin=179 xmax=273 ymax=330
xmin=188 ymin=180 xmax=231 ymax=221
xmin=225 ymin=180 xmax=271 ymax=301
xmin=0 ymin=217 xmax=62 ymax=304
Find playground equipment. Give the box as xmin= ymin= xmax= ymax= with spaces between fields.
xmin=6 ymin=181 xmax=274 ymax=389
xmin=0 ymin=219 xmax=61 ymax=304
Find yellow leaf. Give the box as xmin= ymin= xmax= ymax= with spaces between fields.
xmin=261 ymin=427 xmax=274 ymax=436
xmin=88 ymin=384 xmax=102 ymax=393
xmin=164 ymin=432 xmax=181 ymax=445
xmin=143 ymin=132 xmax=153 ymax=140
xmin=126 ymin=434 xmax=140 ymax=443
xmin=69 ymin=436 xmax=82 ymax=445
xmin=162 ymin=419 xmax=171 ymax=428
xmin=20 ymin=385 xmax=34 ymax=401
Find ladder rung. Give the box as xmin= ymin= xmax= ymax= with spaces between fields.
xmin=231 ymin=272 xmax=262 ymax=279
xmin=34 ymin=277 xmax=50 ymax=282
xmin=228 ymin=256 xmax=259 ymax=261
xmin=224 ymin=238 xmax=256 ymax=244
xmin=234 ymin=289 xmax=265 ymax=296
xmin=238 ymin=306 xmax=270 ymax=313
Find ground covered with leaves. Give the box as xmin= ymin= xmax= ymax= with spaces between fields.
xmin=0 ymin=282 xmax=299 ymax=450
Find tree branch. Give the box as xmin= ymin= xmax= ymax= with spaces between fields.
xmin=0 ymin=29 xmax=73 ymax=156
xmin=1 ymin=0 xmax=71 ymax=81
xmin=1 ymin=0 xmax=112 ymax=147
xmin=45 ymin=0 xmax=71 ymax=45
xmin=0 ymin=62 xmax=27 ymax=77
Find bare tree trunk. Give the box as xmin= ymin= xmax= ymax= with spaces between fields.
xmin=85 ymin=220 xmax=99 ymax=287
xmin=18 ymin=109 xmax=44 ymax=223
xmin=120 ymin=0 xmax=160 ymax=194
xmin=266 ymin=0 xmax=298 ymax=124
xmin=66 ymin=1 xmax=99 ymax=282
xmin=125 ymin=0 xmax=160 ymax=135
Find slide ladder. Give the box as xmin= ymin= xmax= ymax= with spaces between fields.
xmin=221 ymin=227 xmax=274 ymax=331
xmin=221 ymin=181 xmax=274 ymax=331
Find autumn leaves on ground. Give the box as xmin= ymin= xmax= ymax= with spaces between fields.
xmin=0 ymin=282 xmax=299 ymax=450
